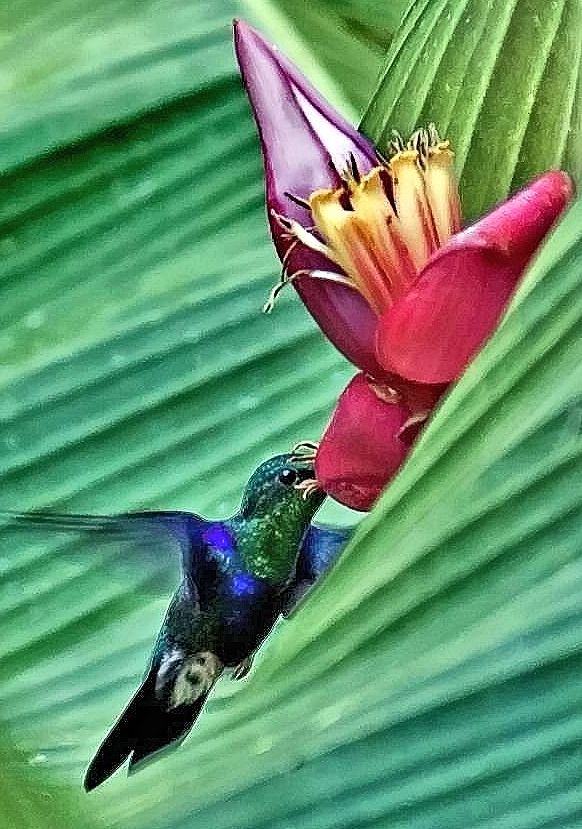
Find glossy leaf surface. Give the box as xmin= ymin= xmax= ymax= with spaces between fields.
xmin=1 ymin=2 xmax=581 ymax=828
xmin=362 ymin=0 xmax=582 ymax=219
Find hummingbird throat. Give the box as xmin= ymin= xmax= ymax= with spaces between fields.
xmin=231 ymin=509 xmax=310 ymax=584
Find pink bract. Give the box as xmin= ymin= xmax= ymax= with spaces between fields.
xmin=314 ymin=374 xmax=414 ymax=511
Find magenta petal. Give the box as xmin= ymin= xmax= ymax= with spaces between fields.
xmin=234 ymin=20 xmax=383 ymax=376
xmin=315 ymin=373 xmax=414 ymax=511
xmin=376 ymin=246 xmax=519 ymax=384
xmin=296 ymin=279 xmax=383 ymax=376
xmin=234 ymin=20 xmax=376 ymax=225
xmin=376 ymin=171 xmax=573 ymax=384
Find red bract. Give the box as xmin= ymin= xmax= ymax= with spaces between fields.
xmin=375 ymin=171 xmax=573 ymax=384
xmin=314 ymin=374 xmax=416 ymax=512
xmin=235 ymin=20 xmax=573 ymax=511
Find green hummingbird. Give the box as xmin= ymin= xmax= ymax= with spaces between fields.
xmin=9 ymin=442 xmax=349 ymax=789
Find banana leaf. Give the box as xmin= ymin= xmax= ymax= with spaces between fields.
xmin=0 ymin=1 xmax=581 ymax=828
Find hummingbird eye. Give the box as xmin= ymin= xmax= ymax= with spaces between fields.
xmin=278 ymin=468 xmax=298 ymax=486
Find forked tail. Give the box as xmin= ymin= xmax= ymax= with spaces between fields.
xmin=84 ymin=651 xmax=222 ymax=791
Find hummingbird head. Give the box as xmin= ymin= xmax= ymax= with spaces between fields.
xmin=239 ymin=442 xmax=325 ymax=524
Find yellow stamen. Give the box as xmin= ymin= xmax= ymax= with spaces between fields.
xmin=389 ymin=148 xmax=439 ymax=269
xmin=423 ymin=142 xmax=461 ymax=243
xmin=310 ymin=185 xmax=392 ymax=312
xmin=349 ymin=169 xmax=418 ymax=298
xmin=271 ymin=211 xmax=337 ymax=262
xmin=265 ymin=125 xmax=462 ymax=315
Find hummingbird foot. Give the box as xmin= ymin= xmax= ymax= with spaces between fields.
xmin=294 ymin=478 xmax=321 ymax=500
xmin=289 ymin=441 xmax=322 ymax=499
xmin=290 ymin=440 xmax=319 ymax=462
xmin=231 ymin=654 xmax=254 ymax=681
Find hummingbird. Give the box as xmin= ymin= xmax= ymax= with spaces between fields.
xmin=5 ymin=442 xmax=350 ymax=789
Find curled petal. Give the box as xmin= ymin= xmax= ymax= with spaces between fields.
xmin=456 ymin=171 xmax=573 ymax=268
xmin=376 ymin=171 xmax=573 ymax=384
xmin=315 ymin=373 xmax=415 ymax=511
xmin=234 ymin=20 xmax=383 ymax=376
xmin=297 ymin=279 xmax=383 ymax=376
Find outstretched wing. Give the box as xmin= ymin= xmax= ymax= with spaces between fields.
xmin=281 ymin=524 xmax=352 ymax=617
xmin=0 ymin=510 xmax=205 ymax=599
xmin=0 ymin=509 xmax=212 ymax=789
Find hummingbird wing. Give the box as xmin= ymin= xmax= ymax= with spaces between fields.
xmin=281 ymin=524 xmax=352 ymax=617
xmin=0 ymin=509 xmax=206 ymax=596
xmin=2 ymin=510 xmax=219 ymax=789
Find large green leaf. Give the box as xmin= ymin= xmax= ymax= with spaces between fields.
xmin=1 ymin=1 xmax=582 ymax=828
xmin=362 ymin=0 xmax=582 ymax=218
xmin=0 ymin=727 xmax=98 ymax=829
xmin=0 ymin=1 xmax=236 ymax=175
xmin=103 ymin=188 xmax=582 ymax=829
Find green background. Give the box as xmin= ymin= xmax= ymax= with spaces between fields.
xmin=0 ymin=1 xmax=581 ymax=827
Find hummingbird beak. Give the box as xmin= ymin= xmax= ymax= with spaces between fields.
xmin=290 ymin=440 xmax=322 ymax=500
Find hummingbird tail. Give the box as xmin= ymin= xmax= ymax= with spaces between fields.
xmin=84 ymin=670 xmax=154 ymax=791
xmin=84 ymin=651 xmax=222 ymax=791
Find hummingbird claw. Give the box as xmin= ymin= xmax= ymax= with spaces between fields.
xmin=289 ymin=440 xmax=319 ymax=462
xmin=231 ymin=654 xmax=254 ymax=680
xmin=294 ymin=478 xmax=321 ymax=500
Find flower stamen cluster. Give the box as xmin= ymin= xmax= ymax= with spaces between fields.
xmin=265 ymin=125 xmax=461 ymax=316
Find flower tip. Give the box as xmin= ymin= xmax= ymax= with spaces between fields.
xmin=541 ymin=169 xmax=574 ymax=200
xmin=232 ymin=17 xmax=377 ymax=197
xmin=233 ymin=19 xmax=268 ymax=79
xmin=234 ymin=21 xmax=294 ymax=113
xmin=232 ymin=18 xmax=254 ymax=44
xmin=233 ymin=19 xmax=266 ymax=55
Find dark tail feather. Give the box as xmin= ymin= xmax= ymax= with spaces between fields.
xmin=84 ymin=673 xmax=155 ymax=791
xmin=128 ymin=693 xmax=208 ymax=771
xmin=84 ymin=672 xmax=207 ymax=791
